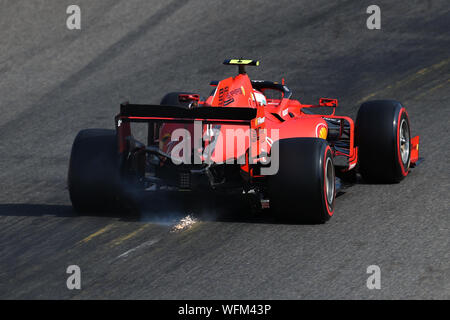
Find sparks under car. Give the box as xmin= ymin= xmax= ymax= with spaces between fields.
xmin=68 ymin=59 xmax=420 ymax=223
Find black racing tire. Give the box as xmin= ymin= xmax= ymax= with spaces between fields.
xmin=355 ymin=100 xmax=411 ymax=183
xmin=160 ymin=92 xmax=200 ymax=108
xmin=68 ymin=129 xmax=124 ymax=213
xmin=268 ymin=138 xmax=335 ymax=224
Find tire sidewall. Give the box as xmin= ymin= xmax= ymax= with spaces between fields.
xmin=320 ymin=145 xmax=335 ymax=218
xmin=394 ymin=108 xmax=411 ymax=178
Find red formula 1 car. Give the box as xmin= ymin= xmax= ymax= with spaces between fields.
xmin=68 ymin=59 xmax=419 ymax=223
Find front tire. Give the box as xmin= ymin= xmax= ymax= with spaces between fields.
xmin=356 ymin=100 xmax=411 ymax=183
xmin=268 ymin=138 xmax=335 ymax=224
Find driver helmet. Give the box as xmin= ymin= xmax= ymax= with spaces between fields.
xmin=253 ymin=89 xmax=267 ymax=106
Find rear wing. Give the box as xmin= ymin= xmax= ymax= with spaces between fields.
xmin=118 ymin=103 xmax=257 ymax=125
xmin=115 ymin=103 xmax=257 ymax=153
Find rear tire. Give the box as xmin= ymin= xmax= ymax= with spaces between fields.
xmin=68 ymin=129 xmax=124 ymax=213
xmin=268 ymin=138 xmax=335 ymax=224
xmin=356 ymin=100 xmax=411 ymax=183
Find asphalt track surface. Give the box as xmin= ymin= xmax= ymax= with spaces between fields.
xmin=0 ymin=0 xmax=449 ymax=299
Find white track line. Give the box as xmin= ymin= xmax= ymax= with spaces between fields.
xmin=116 ymin=239 xmax=160 ymax=259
